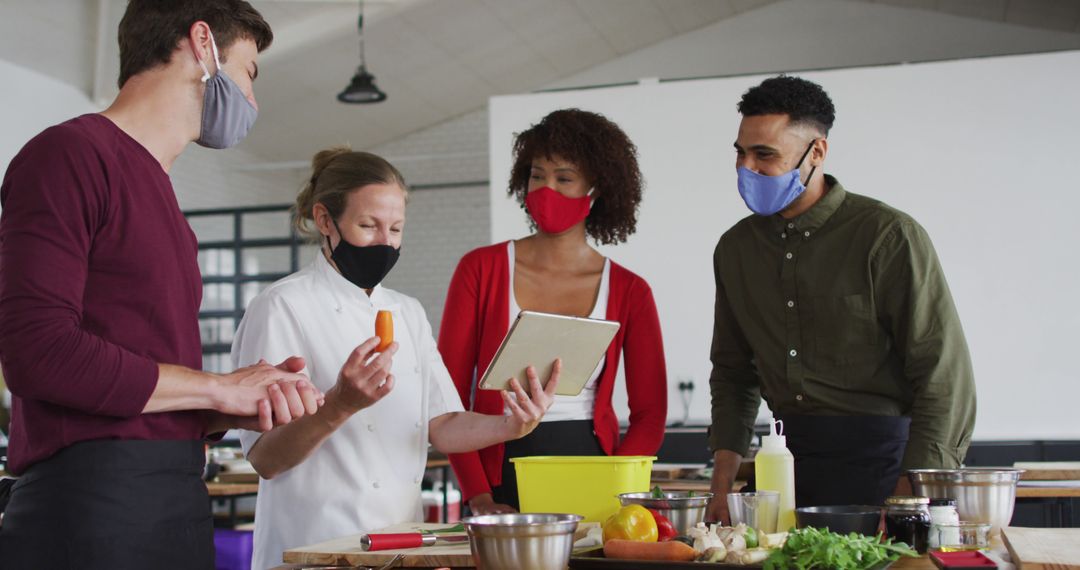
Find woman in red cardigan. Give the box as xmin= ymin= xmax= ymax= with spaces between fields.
xmin=439 ymin=109 xmax=668 ymax=515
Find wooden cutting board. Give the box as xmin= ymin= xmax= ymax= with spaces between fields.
xmin=283 ymin=522 xmax=474 ymax=568
xmin=1002 ymin=527 xmax=1080 ymax=569
xmin=1015 ymin=462 xmax=1080 ymax=481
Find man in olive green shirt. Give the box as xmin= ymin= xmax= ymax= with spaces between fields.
xmin=705 ymin=76 xmax=975 ymax=523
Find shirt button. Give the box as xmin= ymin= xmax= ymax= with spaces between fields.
xmin=373 ymin=481 xmax=381 ymax=489
xmin=789 ymin=349 xmax=798 ymax=357
xmin=787 ymin=223 xmax=795 ymax=229
xmin=781 ymin=232 xmax=787 ymax=239
xmin=786 ymin=300 xmax=795 ymax=308
xmin=415 ymin=421 xmax=423 ymax=429
xmin=796 ymin=394 xmax=804 ymax=401
xmin=785 ymin=252 xmax=793 ymax=260
xmin=804 ymin=231 xmax=810 ymax=237
xmin=367 ymin=424 xmax=376 ymax=432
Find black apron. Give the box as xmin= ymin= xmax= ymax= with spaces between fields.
xmin=490 ymin=419 xmax=604 ymax=511
xmin=781 ymin=415 xmax=911 ymax=507
xmin=0 ymin=439 xmax=214 ymax=570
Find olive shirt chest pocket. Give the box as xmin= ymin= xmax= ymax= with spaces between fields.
xmin=810 ymin=293 xmax=881 ymax=360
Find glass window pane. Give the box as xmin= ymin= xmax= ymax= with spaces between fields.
xmin=188 ymin=214 xmax=234 ymax=243
xmin=242 ymin=281 xmax=274 ymax=309
xmin=241 ymin=246 xmax=291 ymax=276
xmin=199 ymin=317 xmax=236 ymax=346
xmin=242 ymin=211 xmax=292 ymax=240
xmin=203 ymin=353 xmax=231 ymax=374
xmin=199 ymin=248 xmax=235 ymax=277
xmin=200 ymin=283 xmax=235 ymax=312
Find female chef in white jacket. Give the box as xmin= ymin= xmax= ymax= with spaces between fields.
xmin=233 ymin=148 xmax=560 ymax=570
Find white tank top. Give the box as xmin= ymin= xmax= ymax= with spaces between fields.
xmin=507 ymin=241 xmax=609 ymax=422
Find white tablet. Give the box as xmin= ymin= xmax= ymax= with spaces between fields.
xmin=478 ymin=310 xmax=620 ymax=397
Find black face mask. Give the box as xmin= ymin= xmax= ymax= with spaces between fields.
xmin=327 ymin=220 xmax=400 ymax=289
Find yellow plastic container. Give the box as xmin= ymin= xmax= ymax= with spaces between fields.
xmin=511 ymin=456 xmax=656 ymax=523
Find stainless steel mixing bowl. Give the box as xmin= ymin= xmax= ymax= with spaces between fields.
xmin=463 ymin=513 xmax=583 ymax=570
xmin=617 ymin=491 xmax=714 ymax=534
xmin=907 ymin=468 xmax=1024 ymax=534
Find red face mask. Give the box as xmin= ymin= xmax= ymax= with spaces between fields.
xmin=525 ymin=187 xmax=592 ymax=235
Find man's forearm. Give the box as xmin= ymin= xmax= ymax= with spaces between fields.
xmin=710 ymin=448 xmax=743 ymax=494
xmin=141 ymin=364 xmax=218 ymax=413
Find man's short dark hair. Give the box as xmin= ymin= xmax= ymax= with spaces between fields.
xmin=738 ymin=75 xmax=836 ymax=136
xmin=117 ymin=0 xmax=273 ymax=88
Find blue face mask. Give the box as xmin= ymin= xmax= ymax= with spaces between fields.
xmin=194 ymin=29 xmax=258 ymax=149
xmin=737 ymin=140 xmax=817 ymax=216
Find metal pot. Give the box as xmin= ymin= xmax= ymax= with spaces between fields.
xmin=617 ymin=491 xmax=714 ymax=534
xmin=907 ymin=468 xmax=1024 ymax=534
xmin=463 ymin=513 xmax=582 ymax=570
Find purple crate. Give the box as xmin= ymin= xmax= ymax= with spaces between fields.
xmin=214 ymin=528 xmax=253 ymax=570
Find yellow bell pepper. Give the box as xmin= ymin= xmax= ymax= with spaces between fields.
xmin=602 ymin=504 xmax=658 ymax=543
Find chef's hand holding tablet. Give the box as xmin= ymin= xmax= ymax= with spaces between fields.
xmin=499 ymin=358 xmax=562 ymax=439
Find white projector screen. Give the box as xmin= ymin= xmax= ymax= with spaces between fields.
xmin=489 ymin=50 xmax=1080 ymax=441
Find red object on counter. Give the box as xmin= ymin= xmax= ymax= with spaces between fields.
xmin=361 ymin=533 xmax=432 ymax=551
xmin=930 ymin=550 xmax=998 ymax=569
xmin=647 ymin=508 xmax=677 ymax=541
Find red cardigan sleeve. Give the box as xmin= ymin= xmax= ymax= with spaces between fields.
xmin=613 ymin=276 xmax=668 ymax=455
xmin=438 ymin=250 xmax=494 ymax=500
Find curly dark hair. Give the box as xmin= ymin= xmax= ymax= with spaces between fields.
xmin=738 ymin=75 xmax=835 ymax=136
xmin=508 ymin=109 xmax=642 ymax=245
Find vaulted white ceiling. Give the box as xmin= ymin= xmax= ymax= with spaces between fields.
xmin=2 ymin=0 xmax=1078 ymax=163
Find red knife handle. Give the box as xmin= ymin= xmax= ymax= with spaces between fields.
xmin=361 ymin=533 xmax=434 ymax=551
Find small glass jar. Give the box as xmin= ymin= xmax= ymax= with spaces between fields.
xmin=935 ymin=522 xmax=991 ymax=552
xmin=928 ymin=498 xmax=960 ymax=549
xmin=885 ymin=496 xmax=931 ymax=553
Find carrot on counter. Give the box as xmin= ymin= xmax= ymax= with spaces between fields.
xmin=375 ymin=310 xmax=393 ymax=351
xmin=603 ymin=538 xmax=698 ymax=562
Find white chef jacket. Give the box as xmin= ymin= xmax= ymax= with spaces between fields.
xmin=234 ymin=252 xmax=463 ymax=570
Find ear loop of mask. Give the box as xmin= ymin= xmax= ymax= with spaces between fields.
xmin=797 ymin=140 xmax=817 ymax=186
xmin=195 ymin=29 xmax=222 ymax=83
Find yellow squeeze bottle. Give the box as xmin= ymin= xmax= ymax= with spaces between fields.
xmin=755 ymin=418 xmax=796 ymax=532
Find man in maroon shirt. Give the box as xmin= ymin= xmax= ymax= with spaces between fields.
xmin=0 ymin=2 xmax=321 ymax=567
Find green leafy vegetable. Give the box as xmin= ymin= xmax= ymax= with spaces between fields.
xmin=651 ymin=485 xmax=664 ymax=499
xmin=763 ymin=527 xmax=918 ymax=570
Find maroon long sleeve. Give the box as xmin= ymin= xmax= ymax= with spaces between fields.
xmin=0 ymin=114 xmax=205 ymax=474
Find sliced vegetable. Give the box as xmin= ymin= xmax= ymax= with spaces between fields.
xmin=744 ymin=526 xmax=759 ymax=548
xmin=602 ymin=504 xmax=658 ymax=543
xmin=647 ymin=508 xmax=677 ymax=542
xmin=375 ymin=310 xmax=393 ymax=351
xmin=603 ymin=539 xmax=698 ymax=562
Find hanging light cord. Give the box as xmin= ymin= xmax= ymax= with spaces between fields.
xmin=357 ymin=1 xmax=366 ymax=69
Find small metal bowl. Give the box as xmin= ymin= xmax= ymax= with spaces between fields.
xmin=463 ymin=513 xmax=582 ymax=570
xmin=617 ymin=491 xmax=714 ymax=535
xmin=795 ymin=505 xmax=882 ymax=536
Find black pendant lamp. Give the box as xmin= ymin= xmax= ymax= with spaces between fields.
xmin=338 ymin=1 xmax=387 ymax=104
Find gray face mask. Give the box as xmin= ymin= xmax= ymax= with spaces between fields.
xmin=194 ymin=30 xmax=258 ymax=149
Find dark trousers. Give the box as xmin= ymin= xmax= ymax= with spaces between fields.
xmin=0 ymin=439 xmax=214 ymax=570
xmin=781 ymin=414 xmax=911 ymax=507
xmin=491 ymin=419 xmax=605 ymax=511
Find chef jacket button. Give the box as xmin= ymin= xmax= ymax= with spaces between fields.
xmin=787 ymin=223 xmax=794 ymax=229
xmin=789 ymin=349 xmax=798 ymax=357
xmin=781 ymin=232 xmax=787 ymax=239
xmin=804 ymin=231 xmax=810 ymax=237
xmin=414 ymin=365 xmax=421 ymax=373
xmin=373 ymin=481 xmax=381 ymax=489
xmin=415 ymin=421 xmax=423 ymax=429
xmin=367 ymin=424 xmax=375 ymax=432
xmin=785 ymin=252 xmax=793 ymax=260
xmin=786 ymin=300 xmax=795 ymax=308
xmin=796 ymin=394 xmax=804 ymax=401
